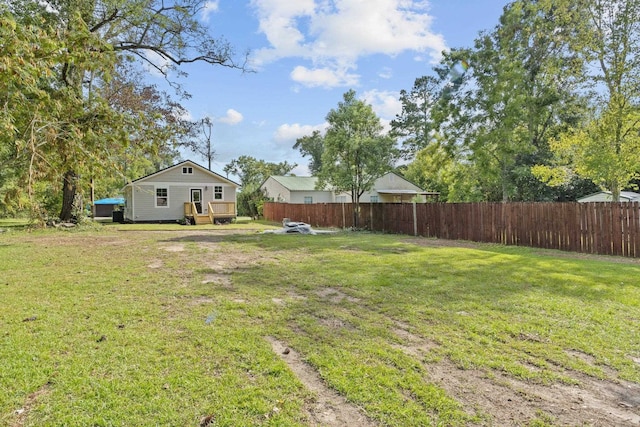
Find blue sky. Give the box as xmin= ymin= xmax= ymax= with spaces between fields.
xmin=158 ymin=0 xmax=509 ymax=179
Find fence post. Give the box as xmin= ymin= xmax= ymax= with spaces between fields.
xmin=413 ymin=201 xmax=417 ymax=236
xmin=370 ymin=203 xmax=374 ymax=231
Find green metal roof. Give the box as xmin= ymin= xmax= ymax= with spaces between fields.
xmin=270 ymin=176 xmax=320 ymax=191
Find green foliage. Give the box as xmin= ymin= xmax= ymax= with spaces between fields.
xmin=0 ymin=0 xmax=244 ymax=221
xmin=537 ymin=0 xmax=640 ymax=199
xmin=293 ymin=130 xmax=325 ymax=175
xmin=441 ymin=0 xmax=585 ymax=201
xmin=399 ymin=0 xmax=598 ymax=202
xmin=390 ymin=76 xmax=442 ymax=159
xmin=224 ymin=155 xmax=296 ymax=216
xmin=536 ymin=106 xmax=640 ymax=196
xmin=318 ymin=90 xmax=398 ymax=227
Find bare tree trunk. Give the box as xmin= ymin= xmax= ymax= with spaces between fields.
xmin=610 ymin=182 xmax=620 ymax=202
xmin=59 ymin=170 xmax=77 ymax=221
xmin=352 ymin=188 xmax=359 ymax=229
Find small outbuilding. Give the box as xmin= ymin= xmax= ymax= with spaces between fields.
xmin=93 ymin=197 xmax=125 ymax=217
xmin=577 ymin=191 xmax=640 ymax=203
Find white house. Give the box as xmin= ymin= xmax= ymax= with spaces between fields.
xmin=577 ymin=191 xmax=640 ymax=203
xmin=261 ymin=172 xmax=437 ymax=204
xmin=123 ymin=160 xmax=239 ymax=223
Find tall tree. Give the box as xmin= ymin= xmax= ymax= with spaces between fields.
xmin=2 ymin=0 xmax=246 ymax=221
xmin=318 ymin=90 xmax=398 ymax=228
xmin=0 ymin=11 xmax=52 ymax=215
xmin=96 ymin=62 xmax=185 ymax=196
xmin=536 ymin=0 xmax=640 ymax=199
xmin=190 ymin=117 xmax=215 ymax=171
xmin=435 ymin=0 xmax=586 ymax=201
xmin=293 ymin=130 xmax=324 ymax=175
xmin=390 ymin=76 xmax=442 ymax=159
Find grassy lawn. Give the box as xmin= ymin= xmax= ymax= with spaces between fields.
xmin=1 ymin=225 xmax=639 ymax=426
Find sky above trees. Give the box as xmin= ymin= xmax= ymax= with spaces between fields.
xmin=165 ymin=1 xmax=508 ymax=176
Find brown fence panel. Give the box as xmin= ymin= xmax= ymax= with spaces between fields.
xmin=262 ymin=201 xmax=640 ymax=258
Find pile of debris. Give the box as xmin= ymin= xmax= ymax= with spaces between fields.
xmin=264 ymin=218 xmax=317 ymax=235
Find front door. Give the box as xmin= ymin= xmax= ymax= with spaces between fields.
xmin=191 ymin=189 xmax=202 ymax=214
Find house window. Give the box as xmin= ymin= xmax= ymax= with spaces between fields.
xmin=182 ymin=166 xmax=193 ymax=174
xmin=214 ymin=186 xmax=223 ymax=200
xmin=370 ymin=195 xmax=379 ymax=203
xmin=156 ymin=188 xmax=168 ymax=207
xmin=304 ymin=196 xmax=313 ymax=204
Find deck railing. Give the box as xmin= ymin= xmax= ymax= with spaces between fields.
xmin=208 ymin=201 xmax=236 ymax=218
xmin=184 ymin=201 xmax=236 ymax=223
xmin=183 ymin=202 xmax=199 ymax=216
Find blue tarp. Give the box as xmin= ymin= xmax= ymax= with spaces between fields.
xmin=94 ymin=197 xmax=124 ymax=205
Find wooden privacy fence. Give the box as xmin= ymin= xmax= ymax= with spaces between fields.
xmin=263 ymin=201 xmax=640 ymax=258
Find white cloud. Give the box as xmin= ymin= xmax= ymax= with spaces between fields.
xmin=217 ymin=109 xmax=243 ymax=125
xmin=174 ymin=106 xmax=193 ymax=122
xmin=378 ymin=67 xmax=393 ymax=79
xmin=290 ymin=66 xmax=359 ymax=88
xmin=250 ymin=0 xmax=446 ymax=87
xmin=143 ymin=50 xmax=172 ymax=77
xmin=274 ymin=122 xmax=328 ymax=143
xmin=361 ymin=89 xmax=402 ymax=120
xmin=201 ymin=1 xmax=220 ymax=23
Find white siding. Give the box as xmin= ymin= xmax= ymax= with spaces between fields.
xmin=289 ymin=191 xmax=334 ymax=203
xmin=126 ymin=161 xmax=239 ymax=222
xmin=260 ymin=172 xmax=426 ymax=204
xmin=123 ymin=186 xmax=133 ymax=221
xmin=150 ymin=165 xmax=215 ymax=183
xmin=261 ymin=178 xmax=292 ymax=202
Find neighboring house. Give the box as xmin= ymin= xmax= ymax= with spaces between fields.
xmin=123 ymin=160 xmax=239 ymax=224
xmin=577 ymin=191 xmax=640 ymax=203
xmin=261 ymin=172 xmax=437 ymax=204
xmin=260 ymin=176 xmax=334 ymax=204
xmin=93 ymin=197 xmax=124 ymax=217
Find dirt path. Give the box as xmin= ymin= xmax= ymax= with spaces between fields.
xmin=266 ymin=337 xmax=376 ymax=427
xmin=391 ymin=322 xmax=640 ymax=426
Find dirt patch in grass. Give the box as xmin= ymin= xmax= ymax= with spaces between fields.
xmin=427 ymin=360 xmax=640 ymax=426
xmin=10 ymin=383 xmax=51 ymax=427
xmin=266 ymin=337 xmax=376 ymax=427
xmin=160 ymin=244 xmax=185 ymax=252
xmin=201 ymin=273 xmax=233 ymax=288
xmin=315 ymin=287 xmax=360 ymax=304
xmin=391 ymin=325 xmax=640 ymax=426
xmin=391 ymin=322 xmax=439 ymax=356
xmin=147 ymin=259 xmax=163 ymax=269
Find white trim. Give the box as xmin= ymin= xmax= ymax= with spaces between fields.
xmin=155 ymin=186 xmax=170 ymax=208
xmin=190 ymin=187 xmax=204 ymax=213
xmin=131 ymin=160 xmax=240 ymax=187
xmin=213 ymin=184 xmax=223 ymax=201
xmin=140 ymin=182 xmax=233 ymax=188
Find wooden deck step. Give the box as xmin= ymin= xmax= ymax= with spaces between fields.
xmin=195 ymin=214 xmax=211 ymax=225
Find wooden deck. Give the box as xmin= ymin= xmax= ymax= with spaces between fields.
xmin=184 ymin=201 xmax=236 ymax=224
